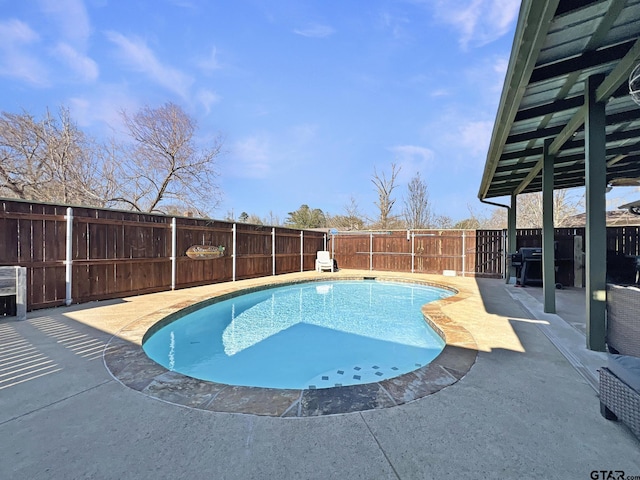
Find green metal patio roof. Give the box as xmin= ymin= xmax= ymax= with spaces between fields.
xmin=479 ymin=0 xmax=640 ymax=201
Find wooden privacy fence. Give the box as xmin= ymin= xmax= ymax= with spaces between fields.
xmin=5 ymin=196 xmax=640 ymax=313
xmin=0 ymin=199 xmax=325 ymax=311
xmin=329 ymin=226 xmax=640 ymax=286
xmin=329 ymin=230 xmax=505 ymax=278
xmin=516 ymin=226 xmax=640 ymax=287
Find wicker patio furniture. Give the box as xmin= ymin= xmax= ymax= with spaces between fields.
xmin=599 ymin=284 xmax=640 ymax=439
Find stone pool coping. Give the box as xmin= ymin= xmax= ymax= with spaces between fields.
xmin=103 ymin=274 xmax=478 ymax=417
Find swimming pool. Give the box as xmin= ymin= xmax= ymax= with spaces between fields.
xmin=143 ymin=280 xmax=453 ymax=389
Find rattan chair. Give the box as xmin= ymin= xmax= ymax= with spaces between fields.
xmin=599 ymin=284 xmax=640 ymax=439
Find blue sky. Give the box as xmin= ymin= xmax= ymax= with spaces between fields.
xmin=0 ymin=0 xmax=523 ymax=223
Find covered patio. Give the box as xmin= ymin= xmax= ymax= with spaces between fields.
xmin=478 ymin=0 xmax=640 ymax=351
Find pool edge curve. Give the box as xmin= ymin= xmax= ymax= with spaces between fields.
xmin=103 ymin=273 xmax=478 ymax=417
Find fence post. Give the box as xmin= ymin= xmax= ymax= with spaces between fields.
xmin=300 ymin=231 xmax=304 ymax=272
xmin=65 ymin=207 xmax=73 ymax=306
xmin=331 ymin=232 xmax=335 ymax=259
xmin=170 ymin=217 xmax=177 ymax=290
xmin=272 ymin=227 xmax=276 ymax=276
xmin=411 ymin=230 xmax=415 ymax=273
xmin=369 ymin=232 xmax=373 ymax=271
xmin=15 ymin=266 xmax=27 ymax=320
xmin=503 ymin=229 xmax=508 ymax=279
xmin=232 ymin=223 xmax=237 ymax=281
xmin=462 ymin=230 xmax=466 ymax=277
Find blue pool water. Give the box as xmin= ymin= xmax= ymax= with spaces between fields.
xmin=143 ymin=280 xmax=452 ymax=389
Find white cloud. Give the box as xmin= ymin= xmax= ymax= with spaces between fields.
xmin=420 ymin=111 xmax=494 ymax=168
xmin=38 ymin=0 xmax=92 ymax=46
xmin=389 ymin=145 xmax=434 ymax=162
xmin=378 ymin=11 xmax=410 ymax=39
xmin=53 ymin=42 xmax=99 ymax=82
xmin=430 ymin=88 xmax=450 ymax=98
xmin=460 ymin=55 xmax=511 ymax=109
xmin=432 ymin=0 xmax=519 ymax=49
xmin=388 ymin=145 xmax=435 ymax=180
xmin=196 ymin=88 xmax=221 ymax=113
xmin=293 ymin=24 xmax=335 ymax=38
xmin=68 ymin=87 xmax=139 ymax=134
xmin=493 ymin=56 xmax=508 ymax=76
xmin=289 ymin=123 xmax=318 ymax=144
xmin=0 ymin=19 xmax=39 ymax=43
xmin=197 ymin=46 xmax=222 ymax=72
xmin=229 ymin=135 xmax=272 ymax=179
xmin=0 ymin=19 xmax=49 ymax=86
xmin=458 ymin=120 xmax=493 ymax=156
xmin=105 ymin=31 xmax=194 ymax=99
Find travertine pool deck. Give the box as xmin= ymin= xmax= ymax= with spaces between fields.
xmin=1 ymin=270 xmax=639 ymax=479
xmin=104 ymin=274 xmax=477 ymax=416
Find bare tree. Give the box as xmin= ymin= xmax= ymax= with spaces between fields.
xmin=112 ymin=102 xmax=223 ymax=215
xmin=516 ymin=190 xmax=583 ymax=228
xmin=0 ymin=110 xmax=48 ymax=199
xmin=403 ymin=172 xmax=432 ymax=229
xmin=371 ymin=163 xmax=401 ymax=229
xmin=245 ymin=214 xmax=264 ymax=225
xmin=0 ymin=107 xmax=107 ymax=206
xmin=328 ymin=196 xmax=366 ymax=230
xmin=265 ymin=211 xmax=281 ymax=226
xmin=480 ymin=207 xmax=507 ymax=229
xmin=452 ymin=203 xmax=489 ymax=229
xmin=432 ymin=214 xmax=454 ymax=229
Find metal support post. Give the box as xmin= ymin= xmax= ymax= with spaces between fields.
xmin=507 ymin=195 xmax=517 ymax=283
xmin=585 ymin=74 xmax=607 ymax=351
xmin=542 ymin=137 xmax=556 ymax=313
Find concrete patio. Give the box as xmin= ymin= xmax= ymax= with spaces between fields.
xmin=1 ymin=271 xmax=638 ymax=479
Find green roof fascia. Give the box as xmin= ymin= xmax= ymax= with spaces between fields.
xmin=478 ymin=0 xmax=561 ymax=201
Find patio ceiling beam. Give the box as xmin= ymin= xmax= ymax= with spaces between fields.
xmin=529 ymin=40 xmax=635 ymax=84
xmin=500 ymin=147 xmax=544 ymax=161
xmin=554 ymin=0 xmax=603 ymax=17
xmin=506 ymin=123 xmax=640 ymax=148
xmin=497 ymin=148 xmax=639 ymax=181
xmin=506 ymin=125 xmax=565 ymax=144
xmin=513 ymin=38 xmax=640 ymax=196
xmin=514 ymin=96 xmax=583 ymax=122
xmin=607 ymin=154 xmax=628 ymax=167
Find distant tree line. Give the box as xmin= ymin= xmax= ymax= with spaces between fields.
xmin=1 ymin=104 xmax=582 ymax=229
xmin=227 ymin=160 xmax=583 ymax=230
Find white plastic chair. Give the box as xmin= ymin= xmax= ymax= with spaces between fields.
xmin=315 ymin=251 xmax=334 ymax=272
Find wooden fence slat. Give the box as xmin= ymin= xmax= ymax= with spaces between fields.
xmin=0 ymin=199 xmax=325 ymax=311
